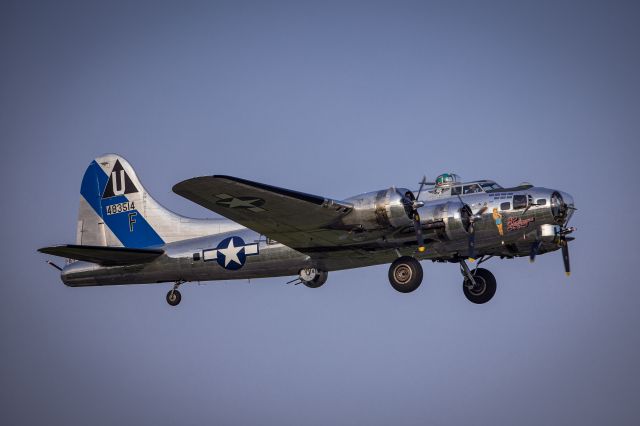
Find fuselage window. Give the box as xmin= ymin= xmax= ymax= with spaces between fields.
xmin=536 ymin=199 xmax=547 ymax=206
xmin=193 ymin=252 xmax=201 ymax=261
xmin=500 ymin=202 xmax=511 ymax=211
xmin=463 ymin=184 xmax=482 ymax=194
xmin=512 ymin=195 xmax=528 ymax=209
xmin=451 ymin=186 xmax=462 ymax=195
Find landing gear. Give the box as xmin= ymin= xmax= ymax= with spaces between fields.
xmin=388 ymin=256 xmax=423 ymax=293
xmin=166 ymin=289 xmax=181 ymax=306
xmin=299 ymin=268 xmax=328 ymax=288
xmin=460 ymin=262 xmax=496 ymax=304
xmin=166 ymin=281 xmax=184 ymax=306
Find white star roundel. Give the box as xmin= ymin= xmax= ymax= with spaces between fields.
xmin=214 ymin=193 xmax=266 ymax=212
xmin=202 ymin=236 xmax=259 ymax=270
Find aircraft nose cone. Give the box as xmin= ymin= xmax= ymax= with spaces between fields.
xmin=560 ymin=191 xmax=575 ymax=209
xmin=550 ymin=191 xmax=575 ymax=225
xmin=558 ymin=191 xmax=576 ymax=225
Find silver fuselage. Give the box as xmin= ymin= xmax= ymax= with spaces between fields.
xmin=62 ymin=184 xmax=574 ymax=287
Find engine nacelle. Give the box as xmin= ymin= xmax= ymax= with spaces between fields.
xmin=341 ymin=187 xmax=414 ymax=230
xmin=419 ymin=200 xmax=471 ymax=241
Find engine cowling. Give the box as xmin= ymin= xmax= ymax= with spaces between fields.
xmin=341 ymin=187 xmax=415 ymax=230
xmin=418 ymin=200 xmax=471 ymax=242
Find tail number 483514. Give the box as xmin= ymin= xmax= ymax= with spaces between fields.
xmin=105 ymin=201 xmax=135 ymax=216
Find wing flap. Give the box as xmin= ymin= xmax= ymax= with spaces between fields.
xmin=38 ymin=245 xmax=164 ymax=266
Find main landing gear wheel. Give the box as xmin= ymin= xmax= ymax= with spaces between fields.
xmin=462 ymin=268 xmax=496 ymax=304
xmin=300 ymin=268 xmax=328 ymax=288
xmin=166 ymin=289 xmax=182 ymax=306
xmin=388 ymin=256 xmax=423 ymax=293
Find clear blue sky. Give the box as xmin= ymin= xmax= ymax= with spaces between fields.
xmin=2 ymin=1 xmax=639 ymax=425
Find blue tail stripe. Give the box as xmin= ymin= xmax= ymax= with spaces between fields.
xmin=80 ymin=161 xmax=164 ymax=248
xmin=80 ymin=161 xmax=107 ymax=214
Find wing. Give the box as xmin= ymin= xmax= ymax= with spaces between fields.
xmin=173 ymin=175 xmax=356 ymax=250
xmin=38 ymin=245 xmax=164 ymax=266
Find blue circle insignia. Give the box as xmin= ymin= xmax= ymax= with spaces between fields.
xmin=216 ymin=236 xmax=247 ymax=270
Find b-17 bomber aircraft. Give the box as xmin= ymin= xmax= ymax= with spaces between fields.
xmin=39 ymin=154 xmax=576 ymax=306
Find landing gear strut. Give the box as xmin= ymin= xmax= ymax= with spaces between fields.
xmin=388 ymin=256 xmax=423 ymax=293
xmin=166 ymin=281 xmax=184 ymax=306
xmin=459 ymin=260 xmax=496 ymax=304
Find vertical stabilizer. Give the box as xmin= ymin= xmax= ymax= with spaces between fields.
xmin=77 ymin=154 xmax=174 ymax=248
xmin=76 ymin=154 xmax=244 ymax=248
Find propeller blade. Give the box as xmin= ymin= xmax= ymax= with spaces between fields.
xmin=468 ymin=231 xmax=476 ymax=259
xmin=413 ymin=212 xmax=425 ymax=252
xmin=529 ymin=240 xmax=542 ymax=263
xmin=477 ymin=205 xmax=488 ymax=215
xmin=415 ymin=175 xmax=428 ymax=202
xmin=402 ymin=179 xmax=429 ymax=253
xmin=561 ymin=240 xmax=571 ymax=276
xmin=467 ymin=219 xmax=476 ymax=258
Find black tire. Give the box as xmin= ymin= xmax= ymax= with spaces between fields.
xmin=303 ymin=270 xmax=328 ymax=288
xmin=388 ymin=256 xmax=423 ymax=293
xmin=166 ymin=289 xmax=182 ymax=306
xmin=462 ymin=268 xmax=496 ymax=304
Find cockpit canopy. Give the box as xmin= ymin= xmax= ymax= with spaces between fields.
xmin=427 ymin=175 xmax=503 ymax=200
xmin=451 ymin=181 xmax=502 ymax=195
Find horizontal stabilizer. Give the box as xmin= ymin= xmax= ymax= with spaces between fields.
xmin=38 ymin=244 xmax=163 ymax=266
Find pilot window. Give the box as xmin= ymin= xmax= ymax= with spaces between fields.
xmin=500 ymin=202 xmax=511 ymax=210
xmin=451 ymin=186 xmax=462 ymax=195
xmin=463 ymin=184 xmax=482 ymax=194
xmin=512 ymin=195 xmax=528 ymax=209
xmin=481 ymin=182 xmax=502 ymax=191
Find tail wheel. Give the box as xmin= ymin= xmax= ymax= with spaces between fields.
xmin=388 ymin=256 xmax=423 ymax=293
xmin=166 ymin=289 xmax=182 ymax=306
xmin=462 ymin=268 xmax=496 ymax=304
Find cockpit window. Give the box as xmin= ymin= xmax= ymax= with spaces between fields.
xmin=463 ymin=184 xmax=482 ymax=194
xmin=480 ymin=182 xmax=502 ymax=191
xmin=451 ymin=186 xmax=462 ymax=195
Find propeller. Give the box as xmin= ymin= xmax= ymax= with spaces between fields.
xmin=467 ymin=205 xmax=488 ymax=258
xmin=561 ymin=239 xmax=570 ymax=276
xmin=412 ymin=211 xmax=425 ymax=252
xmin=529 ymin=226 xmax=574 ymax=275
xmin=529 ymin=240 xmax=542 ymax=263
xmin=455 ymin=192 xmax=487 ymax=259
xmin=559 ymin=227 xmax=575 ymax=276
xmin=401 ymin=176 xmax=433 ymax=253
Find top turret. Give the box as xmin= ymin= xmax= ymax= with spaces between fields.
xmin=435 ymin=173 xmax=462 ymax=187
